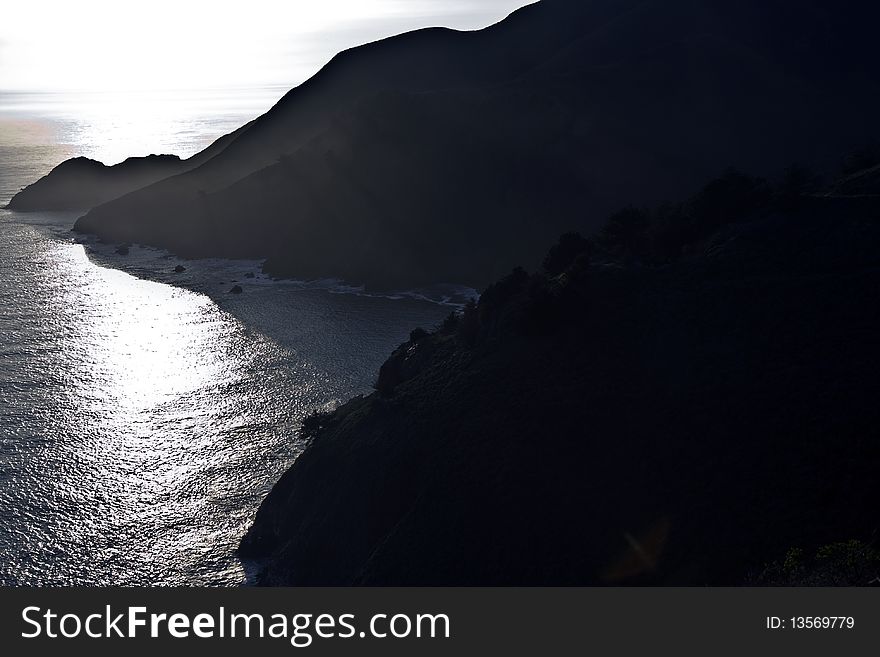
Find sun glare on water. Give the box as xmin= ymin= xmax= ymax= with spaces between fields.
xmin=0 ymin=88 xmax=283 ymax=165
xmin=10 ymin=239 xmax=293 ymax=585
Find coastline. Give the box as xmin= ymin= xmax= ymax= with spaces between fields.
xmin=0 ymin=206 xmax=454 ymax=585
xmin=73 ymin=231 xmax=477 ymax=308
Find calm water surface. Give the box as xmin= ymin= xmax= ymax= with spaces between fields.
xmin=0 ymin=90 xmax=451 ymax=585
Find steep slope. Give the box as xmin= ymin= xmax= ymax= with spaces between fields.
xmin=239 ymin=168 xmax=880 ymax=585
xmin=71 ymin=0 xmax=600 ymax=244
xmin=75 ymin=0 xmax=880 ymax=288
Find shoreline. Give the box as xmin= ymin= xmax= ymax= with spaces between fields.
xmin=71 ymin=230 xmax=478 ymax=310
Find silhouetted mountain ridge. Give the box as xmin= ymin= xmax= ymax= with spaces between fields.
xmin=61 ymin=0 xmax=880 ymax=288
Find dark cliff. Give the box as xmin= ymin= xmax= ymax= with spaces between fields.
xmin=239 ymin=167 xmax=880 ymax=585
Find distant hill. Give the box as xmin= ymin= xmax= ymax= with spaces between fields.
xmin=8 ymin=155 xmax=186 ymax=211
xmin=239 ymin=165 xmax=880 ymax=585
xmin=6 ymin=123 xmax=247 ymax=211
xmin=44 ymin=0 xmax=880 ymax=287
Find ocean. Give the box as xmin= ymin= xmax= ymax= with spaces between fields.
xmin=0 ymin=89 xmax=454 ymax=585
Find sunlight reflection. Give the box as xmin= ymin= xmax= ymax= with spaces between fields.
xmin=57 ymin=244 xmax=235 ymax=415
xmin=1 ymin=215 xmax=446 ymax=585
xmin=54 ymin=90 xmax=278 ymax=164
xmin=0 ymin=88 xmax=281 ymax=165
xmin=47 ymin=242 xmax=255 ymax=583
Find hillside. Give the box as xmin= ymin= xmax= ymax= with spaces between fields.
xmin=6 ymin=124 xmax=247 ymax=211
xmin=62 ymin=0 xmax=880 ymax=289
xmin=239 ymin=166 xmax=880 ymax=585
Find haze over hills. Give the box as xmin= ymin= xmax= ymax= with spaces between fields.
xmin=6 ymin=124 xmax=248 ymax=211
xmin=14 ymin=0 xmax=880 ymax=288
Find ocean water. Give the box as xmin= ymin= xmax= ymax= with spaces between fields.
xmin=0 ymin=90 xmax=453 ymax=585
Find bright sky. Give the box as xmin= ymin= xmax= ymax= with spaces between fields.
xmin=0 ymin=0 xmax=531 ymax=92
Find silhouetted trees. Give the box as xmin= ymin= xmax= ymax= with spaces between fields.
xmin=543 ymin=232 xmax=591 ymax=277
xmin=688 ymin=169 xmax=770 ymax=237
xmin=591 ymin=168 xmax=808 ymax=265
xmin=452 ymin=161 xmax=869 ymax=352
xmin=478 ymin=267 xmax=529 ymax=332
xmin=775 ymin=164 xmax=820 ymax=213
xmin=599 ymin=207 xmax=651 ymax=260
xmin=648 ymin=202 xmax=689 ymax=262
xmin=456 ymin=299 xmax=481 ymax=347
xmin=410 ymin=327 xmax=429 ymax=343
xmin=441 ymin=311 xmax=459 ymax=334
xmin=753 ymin=540 xmax=880 ymax=586
xmin=301 ymin=409 xmax=334 ymax=443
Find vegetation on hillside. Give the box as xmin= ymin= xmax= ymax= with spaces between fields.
xmin=240 ymin=158 xmax=880 ymax=585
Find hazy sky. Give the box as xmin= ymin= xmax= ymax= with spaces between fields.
xmin=0 ymin=0 xmax=531 ymax=92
